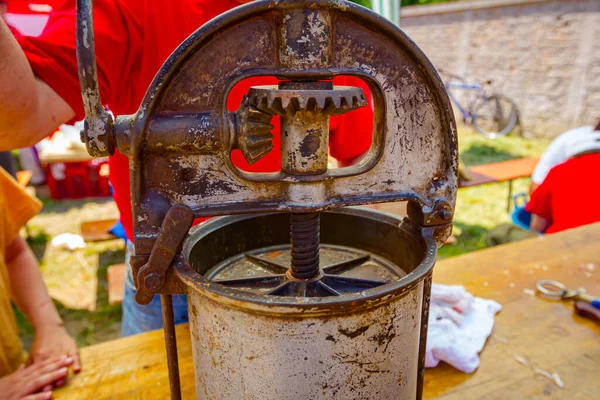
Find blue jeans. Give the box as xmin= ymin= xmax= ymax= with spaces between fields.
xmin=121 ymin=241 xmax=189 ymax=337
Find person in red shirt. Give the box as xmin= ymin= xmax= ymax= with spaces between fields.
xmin=0 ymin=1 xmax=373 ymax=335
xmin=526 ymin=151 xmax=600 ymax=234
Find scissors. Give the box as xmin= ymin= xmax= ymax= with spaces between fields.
xmin=536 ymin=280 xmax=600 ymax=324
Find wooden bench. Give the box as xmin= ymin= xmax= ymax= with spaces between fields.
xmin=107 ymin=263 xmax=126 ymax=305
xmin=460 ymin=157 xmax=539 ymax=210
xmin=81 ymin=218 xmax=119 ymax=242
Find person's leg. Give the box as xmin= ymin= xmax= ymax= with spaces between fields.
xmin=121 ymin=241 xmax=189 ymax=337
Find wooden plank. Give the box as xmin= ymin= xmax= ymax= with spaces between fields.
xmin=80 ymin=219 xmax=118 ymax=242
xmin=107 ymin=264 xmax=126 ymax=306
xmin=460 ymin=157 xmax=539 ymax=188
xmin=55 ymin=324 xmax=196 ymax=400
xmin=55 ymin=223 xmax=600 ymax=399
xmin=16 ymin=170 xmax=32 ymax=187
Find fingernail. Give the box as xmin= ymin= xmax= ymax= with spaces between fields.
xmin=43 ymin=392 xmax=52 ymax=399
xmin=59 ymin=367 xmax=68 ymax=374
xmin=42 ymin=384 xmax=52 ymax=392
xmin=64 ymin=356 xmax=74 ymax=363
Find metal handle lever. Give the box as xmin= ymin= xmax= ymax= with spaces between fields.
xmin=76 ymin=0 xmax=115 ymax=156
xmin=135 ymin=205 xmax=194 ymax=305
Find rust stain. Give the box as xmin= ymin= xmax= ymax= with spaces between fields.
xmin=299 ymin=128 xmax=322 ymax=158
xmin=338 ymin=325 xmax=370 ymax=338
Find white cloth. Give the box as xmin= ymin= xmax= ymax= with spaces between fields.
xmin=425 ymin=284 xmax=502 ymax=373
xmin=51 ymin=233 xmax=86 ymax=251
xmin=531 ymin=126 xmax=600 ymax=184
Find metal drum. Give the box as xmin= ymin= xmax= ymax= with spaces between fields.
xmin=178 ymin=209 xmax=436 ymax=400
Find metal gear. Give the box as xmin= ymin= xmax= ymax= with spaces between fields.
xmin=247 ymin=83 xmax=368 ymax=117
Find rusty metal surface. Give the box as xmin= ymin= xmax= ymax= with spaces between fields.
xmin=179 ymin=208 xmax=435 ymax=312
xmin=75 ymin=0 xmax=114 ymax=157
xmin=76 ymin=2 xmax=458 ymax=398
xmin=77 ymin=0 xmax=458 ymax=253
xmin=230 ymin=98 xmax=274 ymax=165
xmin=189 ymin=278 xmax=424 ymax=400
xmin=180 ymin=208 xmax=431 ymax=399
xmin=249 ymin=83 xmax=367 ymax=175
xmin=161 ymin=295 xmax=182 ymax=400
xmin=135 ymin=205 xmax=194 ymax=305
xmin=417 ymin=271 xmax=433 ymax=400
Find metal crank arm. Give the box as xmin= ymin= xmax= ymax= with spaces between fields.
xmin=135 ymin=205 xmax=194 ymax=304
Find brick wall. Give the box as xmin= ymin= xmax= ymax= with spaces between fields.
xmin=400 ymin=0 xmax=600 ymax=138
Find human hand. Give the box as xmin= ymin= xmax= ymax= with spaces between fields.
xmin=28 ymin=326 xmax=80 ymax=387
xmin=0 ymin=356 xmax=73 ymax=399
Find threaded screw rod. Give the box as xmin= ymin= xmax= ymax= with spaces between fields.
xmin=290 ymin=212 xmax=320 ymax=279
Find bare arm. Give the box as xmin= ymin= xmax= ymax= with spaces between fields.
xmin=530 ymin=214 xmax=549 ymax=234
xmin=5 ymin=235 xmax=80 ymax=374
xmin=0 ymin=19 xmax=74 ymax=150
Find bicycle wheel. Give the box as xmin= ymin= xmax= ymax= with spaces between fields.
xmin=472 ymin=95 xmax=518 ymax=139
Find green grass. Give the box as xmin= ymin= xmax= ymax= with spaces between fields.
xmin=17 ymin=199 xmax=124 ymax=348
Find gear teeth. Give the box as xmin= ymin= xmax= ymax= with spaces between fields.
xmin=267 ymin=95 xmax=278 ymax=111
xmin=246 ymin=133 xmax=274 ymax=146
xmin=279 ymin=96 xmax=290 ymax=111
xmin=248 ymin=108 xmax=272 ymax=124
xmin=246 ymin=86 xmax=367 ymax=117
xmin=246 ymin=143 xmax=273 ymax=165
xmin=315 ymin=96 xmax=326 ymax=109
xmin=246 ymin=120 xmax=273 ymax=135
xmin=297 ymin=96 xmax=308 ymax=110
xmin=332 ymin=96 xmax=341 ymax=109
xmin=340 ymin=96 xmax=350 ymax=109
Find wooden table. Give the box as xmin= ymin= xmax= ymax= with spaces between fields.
xmin=460 ymin=157 xmax=539 ymax=188
xmin=461 ymin=157 xmax=540 ymax=211
xmin=55 ymin=223 xmax=600 ymax=399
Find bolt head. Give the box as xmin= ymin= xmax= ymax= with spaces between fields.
xmin=440 ymin=209 xmax=453 ymax=221
xmin=144 ymin=273 xmax=162 ymax=291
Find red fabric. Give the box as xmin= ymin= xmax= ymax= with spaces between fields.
xmin=6 ymin=0 xmax=57 ymax=14
xmin=7 ymin=21 xmax=20 ymax=35
xmin=16 ymin=0 xmax=373 ymax=241
xmin=525 ymin=152 xmax=600 ymax=234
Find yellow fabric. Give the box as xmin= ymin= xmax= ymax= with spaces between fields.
xmin=0 ymin=168 xmax=42 ymax=377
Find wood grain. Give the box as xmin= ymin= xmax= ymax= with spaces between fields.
xmin=55 ymin=223 xmax=600 ymax=399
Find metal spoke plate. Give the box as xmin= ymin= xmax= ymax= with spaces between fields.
xmin=204 ymin=244 xmax=406 ymax=298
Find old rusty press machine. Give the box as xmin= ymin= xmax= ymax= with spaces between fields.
xmin=76 ymin=0 xmax=458 ymax=398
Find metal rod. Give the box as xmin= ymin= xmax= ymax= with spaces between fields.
xmin=290 ymin=212 xmax=320 ymax=279
xmin=76 ymin=0 xmax=100 ymax=119
xmin=416 ymin=272 xmax=433 ymax=400
xmin=161 ymin=295 xmax=182 ymax=400
xmin=75 ymin=0 xmax=114 ymax=157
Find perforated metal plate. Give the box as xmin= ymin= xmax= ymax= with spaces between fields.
xmin=205 ymin=244 xmax=406 ymax=297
